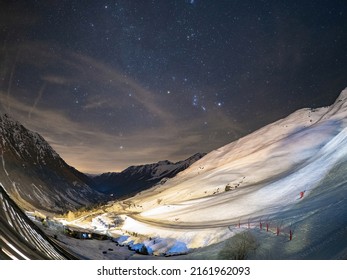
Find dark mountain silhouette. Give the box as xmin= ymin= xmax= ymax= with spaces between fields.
xmin=92 ymin=153 xmax=206 ymax=197
xmin=0 ymin=114 xmax=105 ymax=213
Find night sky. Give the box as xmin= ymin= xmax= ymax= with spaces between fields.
xmin=1 ymin=1 xmax=347 ymax=173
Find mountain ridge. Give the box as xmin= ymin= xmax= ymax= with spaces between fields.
xmin=0 ymin=113 xmax=105 ymax=213
xmin=92 ymin=152 xmax=206 ymax=197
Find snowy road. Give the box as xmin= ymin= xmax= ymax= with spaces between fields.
xmin=129 ymin=214 xmax=238 ymax=229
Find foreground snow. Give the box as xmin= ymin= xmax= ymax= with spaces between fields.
xmin=67 ymin=88 xmax=347 ymax=258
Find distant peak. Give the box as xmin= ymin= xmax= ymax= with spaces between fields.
xmin=1 ymin=113 xmax=14 ymax=121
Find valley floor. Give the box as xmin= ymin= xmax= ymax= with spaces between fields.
xmin=25 ymin=155 xmax=347 ymax=261
xmin=44 ymin=156 xmax=347 ymax=260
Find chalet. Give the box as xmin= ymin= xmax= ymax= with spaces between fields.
xmin=63 ymin=226 xmax=108 ymax=240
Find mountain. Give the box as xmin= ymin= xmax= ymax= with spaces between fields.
xmin=92 ymin=152 xmax=206 ymax=197
xmin=0 ymin=114 xmax=105 ymax=213
xmin=75 ymin=88 xmax=347 ymax=258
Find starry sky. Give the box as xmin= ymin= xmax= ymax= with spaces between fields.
xmin=1 ymin=0 xmax=347 ymax=173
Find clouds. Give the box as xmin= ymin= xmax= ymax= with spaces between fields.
xmin=0 ymin=90 xmax=207 ymax=173
xmin=0 ymin=42 xmax=243 ymax=173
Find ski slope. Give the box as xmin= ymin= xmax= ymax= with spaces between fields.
xmin=72 ymin=88 xmax=347 ymax=258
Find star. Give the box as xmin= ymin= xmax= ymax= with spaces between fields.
xmin=192 ymin=95 xmax=198 ymax=106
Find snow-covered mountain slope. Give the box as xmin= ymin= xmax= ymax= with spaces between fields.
xmin=81 ymin=88 xmax=347 ymax=258
xmin=0 ymin=114 xmax=105 ymax=213
xmin=92 ymin=153 xmax=206 ymax=197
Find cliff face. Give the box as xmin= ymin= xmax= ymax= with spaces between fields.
xmin=0 ymin=114 xmax=105 ymax=213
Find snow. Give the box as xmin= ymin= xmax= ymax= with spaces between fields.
xmin=65 ymin=88 xmax=347 ymax=258
xmin=166 ymin=241 xmax=188 ymax=256
xmin=1 ymin=152 xmax=9 ymax=176
xmin=115 ymin=235 xmax=130 ymax=244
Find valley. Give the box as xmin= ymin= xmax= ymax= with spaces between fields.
xmin=2 ymin=89 xmax=347 ymax=259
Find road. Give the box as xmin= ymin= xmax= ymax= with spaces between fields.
xmin=128 ymin=213 xmax=240 ymax=230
